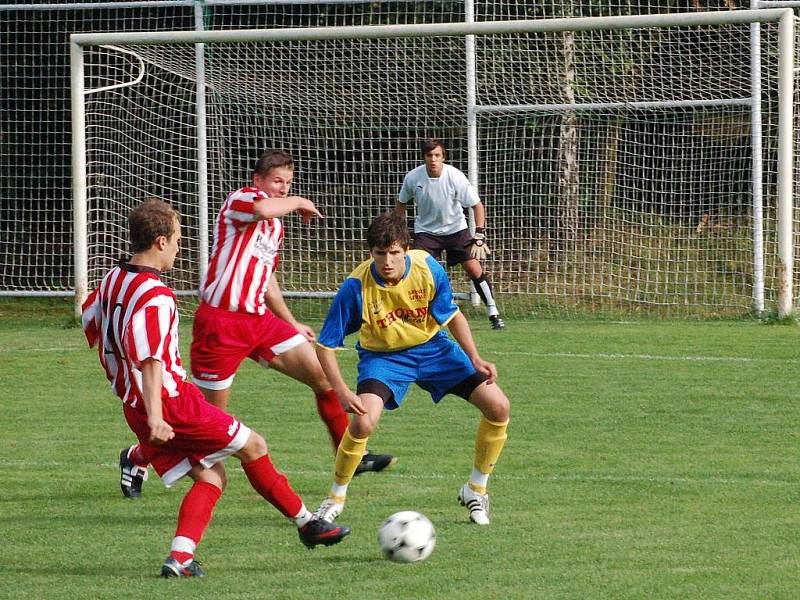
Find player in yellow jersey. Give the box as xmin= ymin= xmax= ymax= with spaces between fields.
xmin=314 ymin=211 xmax=509 ymax=525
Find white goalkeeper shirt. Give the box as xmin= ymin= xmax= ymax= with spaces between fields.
xmin=398 ymin=163 xmax=480 ymax=236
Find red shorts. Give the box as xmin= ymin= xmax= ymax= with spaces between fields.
xmin=124 ymin=382 xmax=252 ymax=487
xmin=190 ymin=302 xmax=306 ymax=390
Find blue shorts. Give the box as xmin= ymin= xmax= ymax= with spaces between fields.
xmin=356 ymin=333 xmax=477 ymax=410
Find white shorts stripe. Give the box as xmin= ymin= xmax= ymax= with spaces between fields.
xmin=162 ymin=458 xmax=192 ymax=487
xmin=192 ymin=374 xmax=235 ymax=391
xmin=159 ymin=423 xmax=252 ymax=487
xmin=270 ymin=333 xmax=306 ymax=356
xmin=199 ymin=422 xmax=252 ymax=468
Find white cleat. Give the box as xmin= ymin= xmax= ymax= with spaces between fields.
xmin=315 ymin=496 xmax=345 ymax=523
xmin=458 ymin=483 xmax=491 ymax=525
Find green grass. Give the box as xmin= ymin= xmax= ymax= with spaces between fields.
xmin=1 ymin=299 xmax=799 ymax=598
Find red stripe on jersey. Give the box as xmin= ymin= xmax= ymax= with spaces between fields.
xmin=144 ymin=305 xmax=162 ymax=357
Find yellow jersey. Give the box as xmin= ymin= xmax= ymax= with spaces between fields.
xmin=318 ymin=249 xmax=460 ymax=352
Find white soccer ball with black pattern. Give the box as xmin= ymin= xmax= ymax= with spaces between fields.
xmin=378 ymin=511 xmax=436 ymax=563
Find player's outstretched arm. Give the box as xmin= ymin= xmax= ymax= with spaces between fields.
xmin=315 ymin=345 xmax=366 ymax=415
xmin=254 ymin=195 xmax=323 ymax=223
xmin=140 ymin=358 xmax=175 ymax=445
xmin=446 ymin=312 xmax=497 ymax=384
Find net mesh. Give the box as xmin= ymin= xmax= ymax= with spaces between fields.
xmin=81 ymin=19 xmax=787 ymax=317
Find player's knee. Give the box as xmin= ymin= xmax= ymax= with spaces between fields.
xmin=349 ymin=416 xmax=376 ymax=438
xmin=309 ymin=368 xmax=332 ymax=393
xmin=193 ymin=463 xmax=227 ymax=490
xmin=473 ymin=386 xmax=510 ymax=423
xmin=491 ymin=394 xmax=510 ymax=422
xmin=216 ymin=468 xmax=228 ymax=491
xmin=242 ymin=431 xmax=269 ymax=459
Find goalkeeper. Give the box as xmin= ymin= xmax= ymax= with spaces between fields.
xmin=314 ymin=211 xmax=510 ymax=526
xmin=395 ymin=138 xmax=505 ymax=330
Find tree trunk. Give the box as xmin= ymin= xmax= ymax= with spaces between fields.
xmin=551 ymin=28 xmax=580 ymax=263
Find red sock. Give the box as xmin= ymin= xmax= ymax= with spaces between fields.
xmin=242 ymin=454 xmax=303 ymax=519
xmin=315 ymin=389 xmax=348 ymax=450
xmin=171 ymin=481 xmax=222 ymax=562
xmin=129 ymin=444 xmax=147 ymax=467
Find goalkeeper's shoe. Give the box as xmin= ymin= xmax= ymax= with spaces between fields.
xmin=489 ymin=315 xmax=506 ymax=331
xmin=458 ymin=483 xmax=491 ymax=525
xmin=161 ymin=556 xmax=205 ymax=578
xmin=298 ymin=517 xmax=351 ymax=549
xmin=315 ymin=496 xmax=345 ymax=523
xmin=354 ymin=450 xmax=397 ymax=476
xmin=119 ymin=447 xmax=148 ymax=499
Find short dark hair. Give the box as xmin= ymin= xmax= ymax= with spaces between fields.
xmin=129 ymin=198 xmax=180 ymax=253
xmin=422 ymin=138 xmax=446 ymax=157
xmin=253 ymin=149 xmax=294 ymax=177
xmin=366 ymin=211 xmax=410 ymax=250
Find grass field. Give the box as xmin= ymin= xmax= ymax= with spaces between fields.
xmin=1 ymin=298 xmax=799 ymax=599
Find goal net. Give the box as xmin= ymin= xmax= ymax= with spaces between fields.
xmin=73 ymin=12 xmax=797 ymax=319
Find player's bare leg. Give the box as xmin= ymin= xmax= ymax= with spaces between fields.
xmin=270 ymin=344 xmax=396 ymax=473
xmin=458 ymin=382 xmax=510 ymax=524
xmin=199 ymin=386 xmax=231 ymax=411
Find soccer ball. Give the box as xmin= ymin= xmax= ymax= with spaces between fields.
xmin=378 ymin=511 xmax=436 ymax=563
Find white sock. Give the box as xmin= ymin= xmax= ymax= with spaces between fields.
xmin=170 ymin=535 xmax=196 ymax=562
xmin=469 ymin=467 xmax=489 ymax=490
xmin=293 ymin=505 xmax=313 ymax=527
xmin=330 ymin=482 xmax=348 ymax=500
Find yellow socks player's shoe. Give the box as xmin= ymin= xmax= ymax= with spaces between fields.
xmin=458 ymin=483 xmax=491 ymax=525
xmin=315 ymin=495 xmax=345 ymax=523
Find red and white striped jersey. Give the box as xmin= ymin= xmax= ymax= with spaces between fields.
xmin=82 ymin=260 xmax=187 ymax=410
xmin=200 ymin=186 xmax=284 ymax=315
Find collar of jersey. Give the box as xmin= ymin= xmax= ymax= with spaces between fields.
xmin=118 ymin=257 xmax=161 ymax=276
xmin=369 ymin=254 xmax=411 ymax=287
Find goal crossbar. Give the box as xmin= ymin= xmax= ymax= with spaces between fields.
xmin=70 ymin=9 xmax=792 ymax=46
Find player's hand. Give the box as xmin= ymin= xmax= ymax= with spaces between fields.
xmin=296 ymin=198 xmax=323 ymax=224
xmin=295 ymin=322 xmax=316 ymax=342
xmin=472 ymin=356 xmax=498 ymax=385
xmin=470 ymin=228 xmax=490 ymax=261
xmin=339 ymin=388 xmax=367 ymax=416
xmin=147 ymin=418 xmax=175 ymax=445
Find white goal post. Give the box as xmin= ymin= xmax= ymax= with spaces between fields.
xmin=69 ymin=9 xmax=796 ymax=319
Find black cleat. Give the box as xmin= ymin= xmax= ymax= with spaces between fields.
xmin=298 ymin=518 xmax=351 ymax=549
xmin=161 ymin=556 xmax=205 ymax=578
xmin=119 ymin=447 xmax=147 ymax=499
xmin=489 ymin=315 xmax=506 ymax=330
xmin=354 ymin=451 xmax=397 ymax=476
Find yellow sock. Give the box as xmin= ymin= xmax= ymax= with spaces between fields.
xmin=474 ymin=416 xmax=509 ymax=478
xmin=334 ymin=428 xmax=368 ymax=486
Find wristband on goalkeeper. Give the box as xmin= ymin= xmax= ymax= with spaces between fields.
xmin=470 ymin=227 xmax=490 ymax=260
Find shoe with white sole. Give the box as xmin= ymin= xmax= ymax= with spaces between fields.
xmin=315 ymin=496 xmax=345 ymax=523
xmin=458 ymin=483 xmax=491 ymax=525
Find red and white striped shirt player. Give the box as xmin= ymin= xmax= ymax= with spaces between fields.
xmin=82 ymin=262 xmax=185 ymax=409
xmin=81 ymin=198 xmax=350 ymax=578
xmin=189 ymin=150 xmax=395 ymax=480
xmin=201 ymin=186 xmax=284 ymax=315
